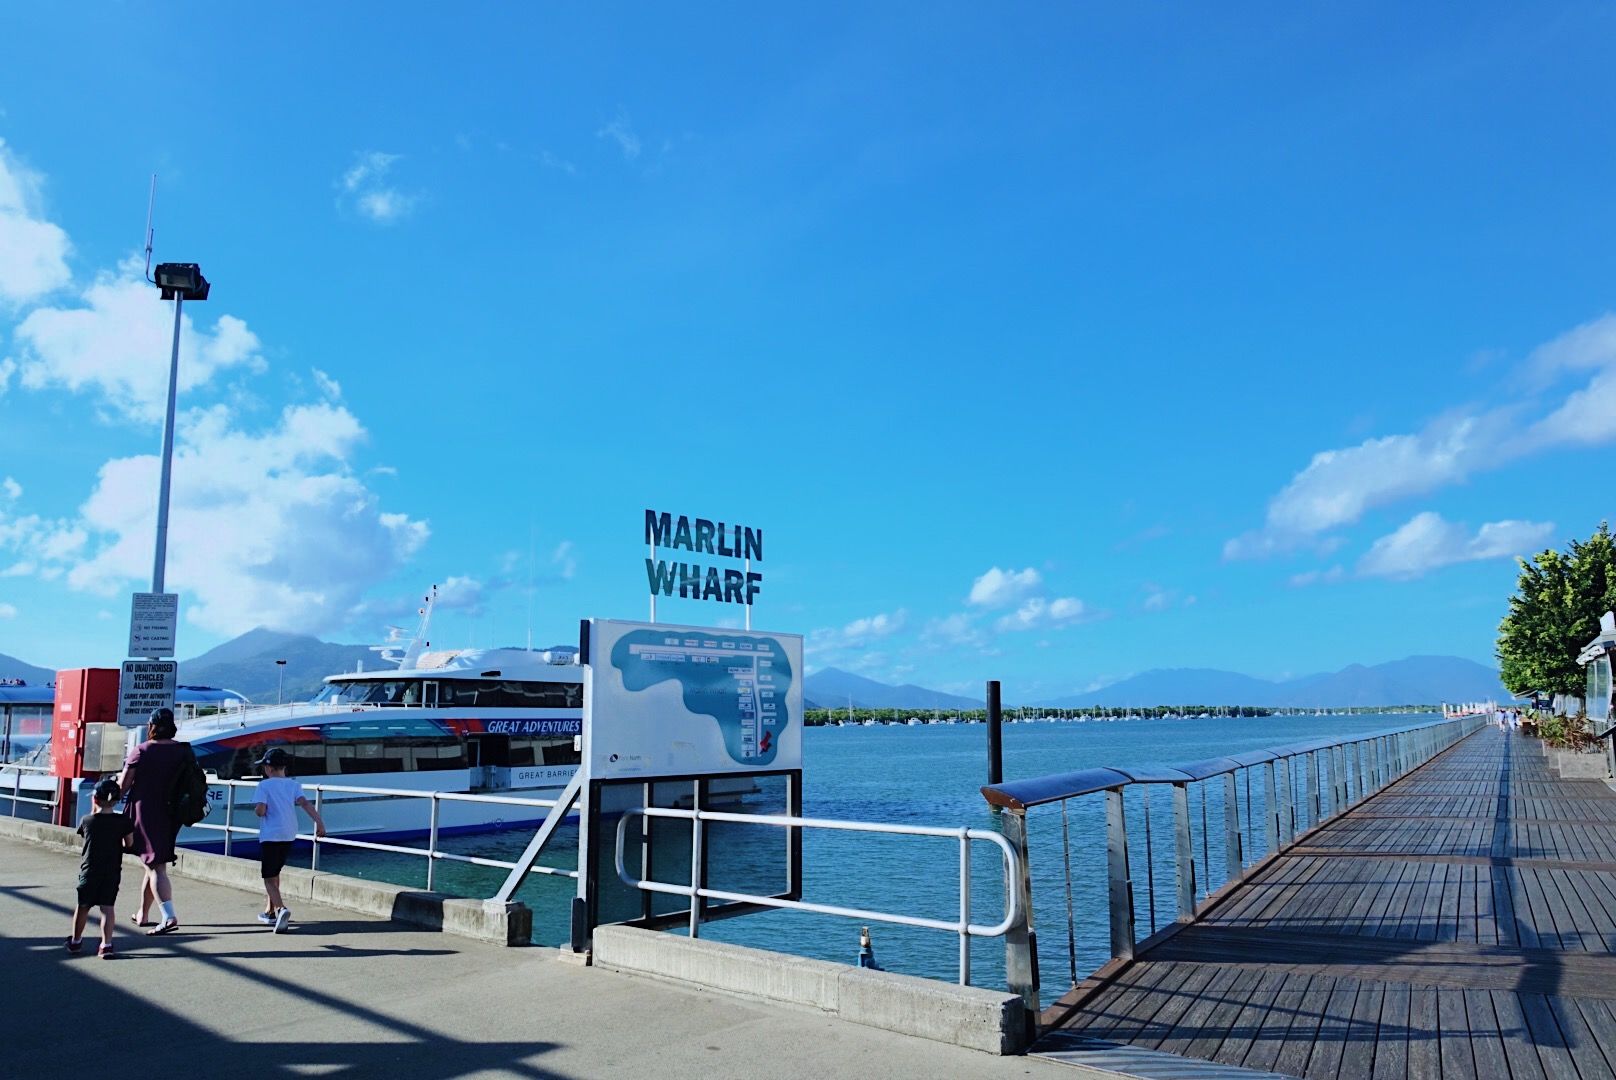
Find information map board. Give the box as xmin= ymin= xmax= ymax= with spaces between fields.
xmin=585 ymin=619 xmax=803 ymax=781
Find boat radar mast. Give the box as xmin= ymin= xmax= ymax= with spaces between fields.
xmin=373 ymin=585 xmax=437 ymax=669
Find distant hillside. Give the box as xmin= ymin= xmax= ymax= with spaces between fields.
xmin=0 ymin=651 xmax=55 ymax=685
xmin=1038 ymin=655 xmax=1507 ymax=708
xmin=805 ymin=667 xmax=982 ymax=711
xmin=179 ymin=629 xmax=374 ymax=703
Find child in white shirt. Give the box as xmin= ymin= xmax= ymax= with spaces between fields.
xmin=253 ymin=747 xmax=326 ymax=933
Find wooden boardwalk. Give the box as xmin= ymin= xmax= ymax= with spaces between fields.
xmin=1040 ymin=728 xmax=1616 ymax=1078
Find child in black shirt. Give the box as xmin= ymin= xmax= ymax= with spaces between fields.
xmin=71 ymin=778 xmax=134 ymax=958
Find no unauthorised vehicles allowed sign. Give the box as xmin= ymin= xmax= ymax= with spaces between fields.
xmin=119 ymin=660 xmax=177 ymax=727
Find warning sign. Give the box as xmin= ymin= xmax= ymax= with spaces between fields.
xmin=119 ymin=660 xmax=178 ymax=728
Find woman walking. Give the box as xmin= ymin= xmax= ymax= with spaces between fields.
xmin=117 ymin=707 xmax=188 ymax=935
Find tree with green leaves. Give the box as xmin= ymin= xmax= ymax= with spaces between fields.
xmin=1497 ymin=522 xmax=1616 ymax=696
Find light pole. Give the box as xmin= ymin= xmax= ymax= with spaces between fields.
xmin=148 ymin=262 xmax=210 ymax=594
xmin=276 ymin=659 xmax=287 ymax=705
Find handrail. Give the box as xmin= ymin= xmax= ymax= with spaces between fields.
xmin=190 ymin=776 xmax=574 ymax=890
xmin=977 ymin=712 xmax=1488 ymax=1020
xmin=982 ymin=714 xmax=1473 ymax=809
xmin=613 ymin=805 xmax=1022 ymax=987
xmin=1 ymin=761 xmax=56 ymax=814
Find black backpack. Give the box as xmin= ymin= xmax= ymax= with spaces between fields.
xmin=170 ymin=745 xmax=211 ymax=826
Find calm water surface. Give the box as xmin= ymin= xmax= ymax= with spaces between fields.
xmin=308 ymin=712 xmax=1433 ymax=990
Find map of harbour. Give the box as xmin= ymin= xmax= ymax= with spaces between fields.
xmin=609 ymin=630 xmax=794 ymax=767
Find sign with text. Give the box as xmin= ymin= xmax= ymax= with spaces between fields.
xmin=128 ymin=592 xmax=179 ymax=658
xmin=585 ymin=619 xmax=802 ymax=781
xmin=644 ymin=510 xmax=763 ymax=607
xmin=118 ymin=660 xmax=177 ymax=728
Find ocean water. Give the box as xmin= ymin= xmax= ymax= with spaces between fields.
xmin=303 ymin=712 xmax=1432 ymax=992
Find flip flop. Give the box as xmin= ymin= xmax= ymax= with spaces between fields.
xmin=147 ymin=919 xmax=180 ymax=936
xmin=130 ymin=913 xmax=154 ymax=928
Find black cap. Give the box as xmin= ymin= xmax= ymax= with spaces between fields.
xmin=255 ymin=746 xmax=291 ymax=769
xmin=93 ymin=778 xmax=122 ymax=804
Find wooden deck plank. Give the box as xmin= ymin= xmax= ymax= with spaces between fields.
xmin=1043 ymin=729 xmax=1616 ymax=1078
xmin=1437 ymin=988 xmax=1479 ymax=1080
xmin=1461 ymin=987 xmax=1510 ymax=1080
xmin=1489 ymin=989 xmax=1548 ymax=1080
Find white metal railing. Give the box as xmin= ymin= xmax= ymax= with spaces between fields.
xmin=1 ymin=762 xmax=57 ymax=815
xmin=614 ymin=805 xmax=1022 ymax=986
xmin=194 ymin=777 xmax=578 ymax=890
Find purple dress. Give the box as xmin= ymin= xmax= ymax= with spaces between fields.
xmin=125 ymin=739 xmax=187 ymax=866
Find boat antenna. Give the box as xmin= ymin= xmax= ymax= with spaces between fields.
xmin=142 ymin=175 xmax=158 ymax=283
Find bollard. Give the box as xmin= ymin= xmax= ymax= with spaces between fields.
xmin=986 ymin=681 xmax=1003 ymax=787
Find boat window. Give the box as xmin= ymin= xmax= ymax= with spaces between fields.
xmin=437 ymin=680 xmax=582 ymax=708
xmin=505 ymin=735 xmax=580 ymax=767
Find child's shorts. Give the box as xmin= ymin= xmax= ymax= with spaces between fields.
xmin=77 ymin=874 xmax=120 ymax=908
xmin=259 ymin=841 xmax=293 ymax=879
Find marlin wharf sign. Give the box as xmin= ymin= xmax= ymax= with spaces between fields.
xmin=644 ymin=510 xmax=762 ymax=606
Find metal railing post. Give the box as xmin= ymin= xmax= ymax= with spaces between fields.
xmin=224 ymin=783 xmax=235 ymax=857
xmin=958 ymin=829 xmax=972 ymax=986
xmin=1003 ymin=806 xmax=1041 ymax=1028
xmin=1172 ymin=783 xmax=1196 ymax=918
xmin=1278 ymin=758 xmax=1295 ymax=844
xmin=312 ymin=788 xmax=323 ymax=872
xmin=688 ymin=783 xmax=704 ymax=938
xmin=1103 ymin=789 xmax=1134 ymax=959
xmin=426 ymin=794 xmax=441 ymax=891
xmin=1332 ymin=744 xmax=1348 ymax=811
xmin=1222 ymin=772 xmax=1243 ymax=881
xmin=1262 ymin=762 xmax=1280 ymax=855
xmin=1304 ymin=752 xmax=1319 ymax=830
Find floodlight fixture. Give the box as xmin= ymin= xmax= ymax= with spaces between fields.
xmin=153 ymin=262 xmax=210 ymax=301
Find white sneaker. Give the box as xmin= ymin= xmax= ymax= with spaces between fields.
xmin=273 ymin=908 xmax=291 ymax=934
xmin=256 ymin=912 xmax=276 ymax=926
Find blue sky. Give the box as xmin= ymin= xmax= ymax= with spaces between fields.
xmin=1 ymin=4 xmax=1614 ymax=699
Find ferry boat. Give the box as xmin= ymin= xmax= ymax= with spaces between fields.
xmin=178 ymin=641 xmax=587 ymax=845
xmin=6 ymin=592 xmax=755 ymax=845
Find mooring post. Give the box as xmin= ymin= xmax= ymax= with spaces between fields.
xmin=1001 ymin=806 xmax=1040 ymax=1036
xmin=987 ymin=680 xmax=1003 ymax=787
xmin=1105 ymin=788 xmax=1135 ymax=959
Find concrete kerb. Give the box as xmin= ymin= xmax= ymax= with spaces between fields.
xmin=0 ymin=816 xmax=531 ymax=946
xmin=591 ymin=924 xmax=1029 ymax=1055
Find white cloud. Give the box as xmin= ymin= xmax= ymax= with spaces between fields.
xmin=995 ymin=596 xmax=1088 ymax=632
xmin=433 ymin=575 xmax=485 ymax=614
xmin=841 ymin=609 xmax=907 ymax=641
xmin=552 ymin=541 xmax=577 ymax=581
xmin=1356 ymin=512 xmax=1555 ymax=581
xmin=1 ymin=477 xmax=18 ymax=501
xmin=922 ymin=612 xmax=984 ymax=648
xmin=0 ymin=358 xmax=15 ymax=395
xmin=50 ymin=401 xmax=428 ymax=635
xmin=312 ymin=368 xmax=342 ymax=400
xmin=596 ymin=111 xmax=642 ymax=161
xmin=968 ymin=566 xmax=1042 ymax=607
xmin=341 ymin=151 xmax=401 ymax=192
xmin=14 ymin=259 xmax=264 ymax=423
xmin=0 ymin=138 xmax=71 ymax=305
xmin=0 ymin=602 xmax=16 ymax=619
xmin=1287 ymin=565 xmax=1346 ymax=588
xmin=338 ymin=151 xmax=416 ymax=224
xmin=1227 ymin=314 xmax=1616 ymax=559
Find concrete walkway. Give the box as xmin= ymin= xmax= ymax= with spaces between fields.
xmin=0 ymin=839 xmax=1086 ymax=1080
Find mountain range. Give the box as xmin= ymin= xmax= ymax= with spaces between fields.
xmin=2 ymin=629 xmax=1505 ymax=710
xmin=1033 ymin=655 xmax=1507 ymax=709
